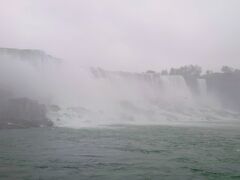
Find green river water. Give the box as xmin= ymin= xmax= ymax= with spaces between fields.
xmin=0 ymin=125 xmax=239 ymax=180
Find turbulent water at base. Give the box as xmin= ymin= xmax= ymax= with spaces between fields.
xmin=1 ymin=50 xmax=240 ymax=180
xmin=0 ymin=50 xmax=239 ymax=128
xmin=46 ymin=68 xmax=240 ymax=128
xmin=0 ymin=126 xmax=240 ymax=180
xmin=0 ymin=48 xmax=240 ymax=128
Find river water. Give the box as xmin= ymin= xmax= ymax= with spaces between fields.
xmin=0 ymin=125 xmax=239 ymax=180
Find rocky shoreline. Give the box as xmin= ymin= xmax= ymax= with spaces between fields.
xmin=0 ymin=98 xmax=53 ymax=129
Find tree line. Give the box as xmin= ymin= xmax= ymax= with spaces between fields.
xmin=147 ymin=65 xmax=240 ymax=78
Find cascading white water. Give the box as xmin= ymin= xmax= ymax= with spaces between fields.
xmin=1 ymin=48 xmax=239 ymax=128
xmin=159 ymin=75 xmax=193 ymax=105
xmin=197 ymin=79 xmax=207 ymax=97
xmin=47 ymin=68 xmax=224 ymax=128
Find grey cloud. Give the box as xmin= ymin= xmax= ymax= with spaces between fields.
xmin=1 ymin=0 xmax=240 ymax=71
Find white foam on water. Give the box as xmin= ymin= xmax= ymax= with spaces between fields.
xmin=46 ymin=67 xmax=240 ymax=128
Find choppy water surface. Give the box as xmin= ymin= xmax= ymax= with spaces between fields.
xmin=0 ymin=125 xmax=240 ymax=180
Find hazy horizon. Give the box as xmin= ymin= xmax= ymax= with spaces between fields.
xmin=1 ymin=0 xmax=240 ymax=72
xmin=1 ymin=2 xmax=240 ymax=179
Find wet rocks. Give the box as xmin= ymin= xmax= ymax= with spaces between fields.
xmin=0 ymin=98 xmax=53 ymax=129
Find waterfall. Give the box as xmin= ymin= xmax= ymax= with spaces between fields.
xmin=47 ymin=69 xmax=195 ymax=127
xmin=2 ymin=48 xmax=237 ymax=128
xmin=159 ymin=75 xmax=193 ymax=103
xmin=197 ymin=79 xmax=207 ymax=97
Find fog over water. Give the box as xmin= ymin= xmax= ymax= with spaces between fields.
xmin=1 ymin=2 xmax=240 ymax=179
xmin=1 ymin=48 xmax=239 ymax=129
xmin=1 ymin=1 xmax=240 ymax=128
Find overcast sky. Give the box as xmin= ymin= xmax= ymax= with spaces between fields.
xmin=1 ymin=0 xmax=240 ymax=72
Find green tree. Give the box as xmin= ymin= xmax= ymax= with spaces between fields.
xmin=221 ymin=66 xmax=234 ymax=73
xmin=169 ymin=65 xmax=202 ymax=78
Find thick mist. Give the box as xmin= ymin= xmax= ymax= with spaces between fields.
xmin=1 ymin=2 xmax=240 ymax=179
xmin=1 ymin=0 xmax=240 ymax=71
xmin=1 ymin=49 xmax=239 ymax=128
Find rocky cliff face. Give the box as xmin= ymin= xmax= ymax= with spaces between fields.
xmin=204 ymin=73 xmax=240 ymax=111
xmin=0 ymin=48 xmax=58 ymax=129
xmin=0 ymin=98 xmax=53 ymax=129
xmin=0 ymin=48 xmax=60 ymax=68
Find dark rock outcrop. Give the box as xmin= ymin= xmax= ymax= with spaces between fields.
xmin=204 ymin=72 xmax=240 ymax=111
xmin=0 ymin=98 xmax=53 ymax=129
